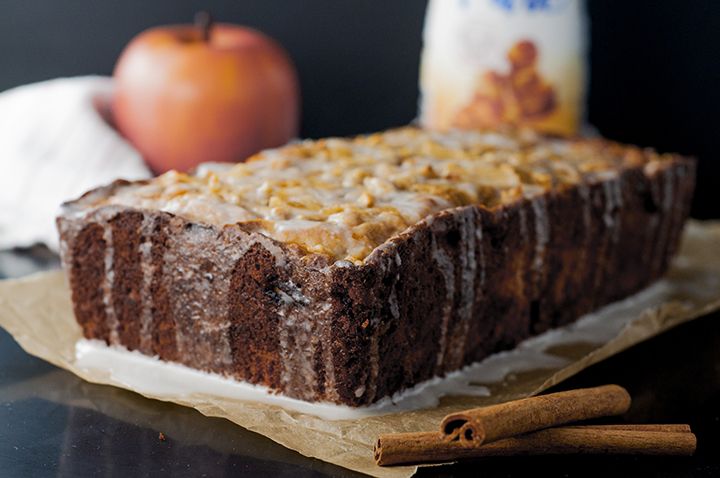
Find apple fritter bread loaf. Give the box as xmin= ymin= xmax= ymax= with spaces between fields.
xmin=57 ymin=127 xmax=695 ymax=406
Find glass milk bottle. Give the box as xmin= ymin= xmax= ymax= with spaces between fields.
xmin=419 ymin=0 xmax=589 ymax=137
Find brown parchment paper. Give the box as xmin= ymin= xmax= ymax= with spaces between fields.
xmin=1 ymin=219 xmax=720 ymax=478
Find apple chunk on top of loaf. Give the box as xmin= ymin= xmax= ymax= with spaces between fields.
xmin=57 ymin=127 xmax=694 ymax=407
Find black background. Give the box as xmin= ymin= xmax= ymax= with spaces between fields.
xmin=1 ymin=3 xmax=720 ymax=476
xmin=0 ymin=1 xmax=717 ymax=218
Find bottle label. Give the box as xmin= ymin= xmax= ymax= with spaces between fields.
xmin=419 ymin=0 xmax=588 ymax=136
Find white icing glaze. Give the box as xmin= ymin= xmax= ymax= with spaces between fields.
xmin=277 ymin=285 xmax=324 ymax=401
xmin=602 ymin=176 xmax=623 ymax=246
xmin=431 ymin=220 xmax=456 ymax=372
xmin=475 ymin=217 xmax=486 ymax=290
xmin=669 ymin=164 xmax=690 ymax=259
xmin=162 ymin=223 xmax=235 ymax=371
xmin=644 ymin=174 xmax=663 ymax=267
xmin=318 ymin=300 xmax=339 ymax=402
xmin=67 ymin=128 xmax=675 ymax=263
xmin=364 ymin=252 xmax=400 ymax=403
xmin=652 ymin=167 xmax=676 ymax=276
xmin=531 ymin=196 xmax=550 ymax=296
xmin=366 ymin=324 xmax=380 ymax=403
xmin=138 ymin=213 xmax=155 ymax=354
xmin=590 ymin=177 xmax=622 ymax=304
xmin=445 ymin=208 xmax=477 ymax=370
xmin=72 ymin=275 xmax=683 ymax=420
xmin=516 ymin=205 xmax=529 ymax=297
xmin=101 ymin=220 xmax=119 ymax=344
xmin=576 ymin=183 xmax=592 ymax=282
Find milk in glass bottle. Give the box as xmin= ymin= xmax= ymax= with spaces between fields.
xmin=419 ymin=0 xmax=589 ymax=137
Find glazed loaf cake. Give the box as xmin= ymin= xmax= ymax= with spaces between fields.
xmin=57 ymin=127 xmax=695 ymax=407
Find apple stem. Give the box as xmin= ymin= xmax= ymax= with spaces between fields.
xmin=194 ymin=11 xmax=214 ymax=42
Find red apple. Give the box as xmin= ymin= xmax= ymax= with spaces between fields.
xmin=112 ymin=13 xmax=300 ymax=174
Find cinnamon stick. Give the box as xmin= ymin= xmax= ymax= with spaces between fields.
xmin=374 ymin=424 xmax=696 ymax=466
xmin=441 ymin=384 xmax=631 ymax=446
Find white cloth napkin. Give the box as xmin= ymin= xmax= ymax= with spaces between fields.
xmin=0 ymin=76 xmax=152 ymax=252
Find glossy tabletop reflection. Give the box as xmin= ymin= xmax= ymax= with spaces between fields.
xmin=1 ymin=246 xmax=719 ymax=477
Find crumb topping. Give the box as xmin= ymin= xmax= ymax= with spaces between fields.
xmin=100 ymin=127 xmax=674 ymax=262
